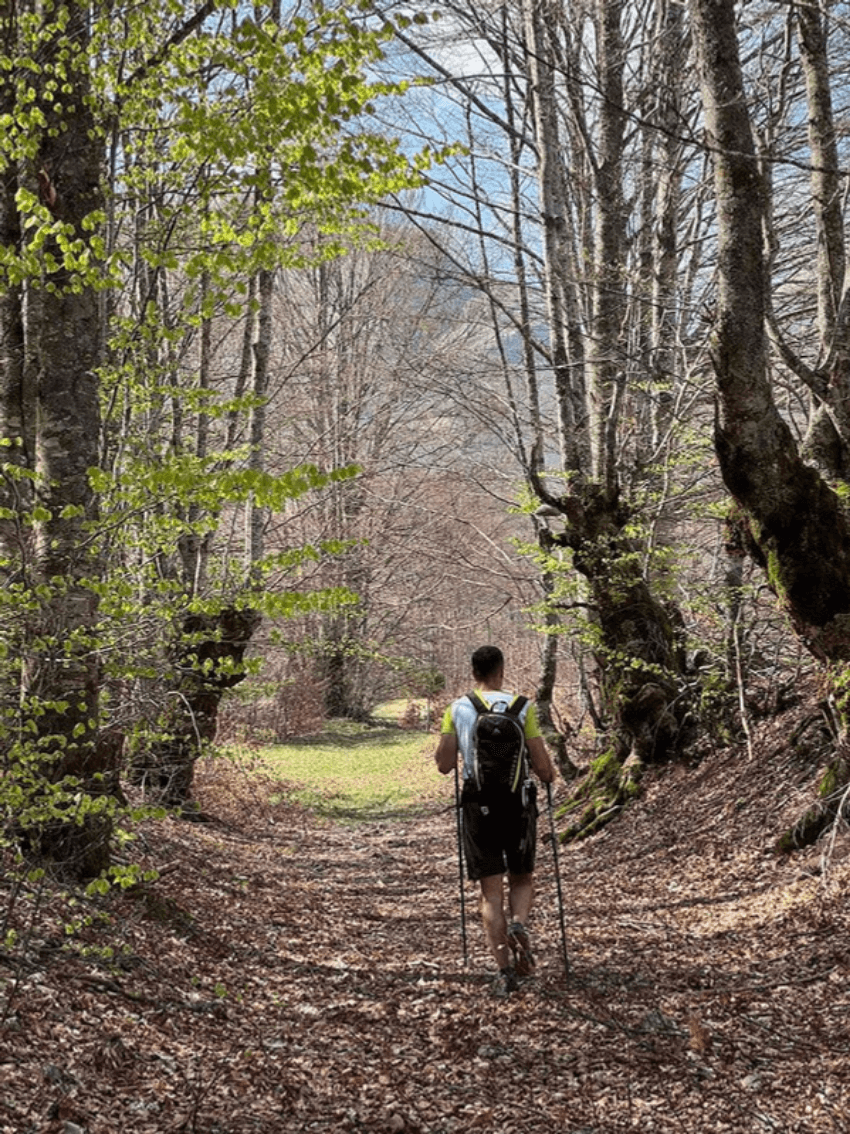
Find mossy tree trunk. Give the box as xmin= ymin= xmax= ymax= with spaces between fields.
xmin=132 ymin=218 xmax=272 ymax=809
xmin=775 ymin=748 xmax=850 ymax=854
xmin=690 ymin=0 xmax=850 ymax=663
xmin=546 ymin=486 xmax=690 ymax=839
xmin=521 ymin=0 xmax=692 ymax=837
xmin=690 ymin=0 xmax=850 ymax=846
xmin=136 ymin=607 xmax=261 ymax=810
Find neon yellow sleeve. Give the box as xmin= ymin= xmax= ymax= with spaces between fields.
xmin=523 ymin=702 xmax=542 ymax=740
xmin=440 ymin=705 xmax=455 ymax=734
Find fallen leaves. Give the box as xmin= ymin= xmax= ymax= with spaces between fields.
xmin=1 ymin=712 xmax=849 ymax=1133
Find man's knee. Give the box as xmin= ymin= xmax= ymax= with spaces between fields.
xmin=479 ymin=872 xmax=505 ymax=905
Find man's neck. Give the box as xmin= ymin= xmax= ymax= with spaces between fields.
xmin=478 ymin=672 xmax=504 ymax=693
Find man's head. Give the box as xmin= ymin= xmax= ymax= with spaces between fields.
xmin=471 ymin=644 xmax=504 ymax=683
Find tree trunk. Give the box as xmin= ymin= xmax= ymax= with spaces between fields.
xmin=246 ymin=258 xmax=274 ymax=572
xmin=690 ymin=0 xmax=850 ymax=848
xmin=587 ymin=0 xmax=627 ymax=494
xmin=689 ymin=0 xmax=850 ymax=664
xmin=534 ymin=577 xmax=577 ymax=779
xmin=522 ymin=0 xmax=588 ymax=476
xmin=138 ymin=249 xmax=269 ymax=805
xmin=526 ymin=0 xmax=690 ymax=836
xmin=136 ymin=607 xmax=261 ymax=810
xmin=1 ymin=1 xmax=114 ymax=878
xmin=547 ymin=486 xmax=689 ymax=838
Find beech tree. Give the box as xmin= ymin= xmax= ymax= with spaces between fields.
xmin=0 ymin=0 xmax=113 ymax=875
xmin=689 ymin=0 xmax=850 ymax=657
xmin=381 ymin=0 xmax=722 ymax=831
xmin=0 ymin=0 xmax=433 ymax=874
xmin=688 ymin=0 xmax=850 ymax=843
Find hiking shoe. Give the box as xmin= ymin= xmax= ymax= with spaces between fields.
xmin=507 ymin=920 xmax=535 ymax=977
xmin=493 ymin=966 xmax=519 ymax=997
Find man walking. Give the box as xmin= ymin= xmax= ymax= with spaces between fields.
xmin=435 ymin=645 xmax=557 ymax=995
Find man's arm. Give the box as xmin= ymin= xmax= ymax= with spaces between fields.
xmin=522 ymin=702 xmax=556 ymax=783
xmin=527 ymin=736 xmax=556 ymax=783
xmin=434 ymin=731 xmax=459 ymax=775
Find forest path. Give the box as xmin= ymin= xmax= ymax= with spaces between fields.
xmin=2 ymin=734 xmax=849 ymax=1133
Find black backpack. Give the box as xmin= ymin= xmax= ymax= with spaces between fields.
xmin=466 ymin=691 xmax=529 ymax=797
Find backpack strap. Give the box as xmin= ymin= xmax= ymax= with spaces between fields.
xmin=505 ymin=694 xmax=528 ymax=719
xmin=466 ymin=691 xmax=529 ymax=719
xmin=466 ymin=691 xmax=489 ymax=715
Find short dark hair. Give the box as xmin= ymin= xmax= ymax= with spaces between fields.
xmin=471 ymin=645 xmax=504 ymax=681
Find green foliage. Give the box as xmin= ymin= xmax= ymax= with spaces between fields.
xmin=84 ymin=863 xmax=160 ymax=898
xmin=2 ymin=2 xmax=441 ymax=295
xmin=694 ymin=665 xmax=738 ymax=744
xmin=774 ymin=750 xmax=850 ymax=854
xmin=828 ymin=663 xmax=850 ymax=729
xmin=1 ymin=2 xmax=450 ymax=875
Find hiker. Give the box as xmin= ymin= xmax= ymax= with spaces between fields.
xmin=435 ymin=645 xmax=557 ymax=995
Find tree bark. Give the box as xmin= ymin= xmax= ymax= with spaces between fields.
xmin=1 ymin=1 xmax=114 ymax=877
xmin=0 ymin=6 xmax=31 ymax=552
xmin=529 ymin=0 xmax=690 ymax=835
xmin=557 ymin=488 xmax=683 ymax=747
xmin=136 ymin=607 xmax=261 ymax=810
xmin=689 ymin=0 xmax=850 ymax=664
xmin=534 ymin=568 xmax=578 ymax=779
xmin=522 ymin=0 xmax=587 ymax=477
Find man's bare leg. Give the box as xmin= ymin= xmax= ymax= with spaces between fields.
xmin=479 ymin=873 xmax=511 ymax=970
xmin=507 ymin=872 xmax=536 ymax=975
xmin=507 ymin=872 xmax=534 ymax=925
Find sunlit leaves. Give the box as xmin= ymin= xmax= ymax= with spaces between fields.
xmin=1 ymin=2 xmax=435 ymax=299
xmin=101 ymin=1 xmax=427 ymax=282
xmin=90 ymin=455 xmax=358 ymax=517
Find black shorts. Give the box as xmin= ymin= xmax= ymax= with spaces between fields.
xmin=461 ymin=782 xmax=538 ymax=881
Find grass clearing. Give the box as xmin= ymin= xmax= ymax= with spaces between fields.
xmin=228 ymin=719 xmax=451 ymax=822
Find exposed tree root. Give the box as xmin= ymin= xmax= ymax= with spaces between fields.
xmin=558 ymin=748 xmax=644 ymax=842
xmin=775 ymin=749 xmax=850 ymax=853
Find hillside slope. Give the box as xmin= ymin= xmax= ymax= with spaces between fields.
xmin=1 ymin=704 xmax=848 ymax=1133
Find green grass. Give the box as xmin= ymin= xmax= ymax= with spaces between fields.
xmin=371 ymin=697 xmax=430 ymax=722
xmin=248 ymin=718 xmax=451 ymax=822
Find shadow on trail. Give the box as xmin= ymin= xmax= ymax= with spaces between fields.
xmin=291 ymin=794 xmax=448 ymax=823
xmin=195 ymin=757 xmax=849 ymax=1132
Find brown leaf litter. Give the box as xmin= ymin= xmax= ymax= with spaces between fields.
xmin=1 ymin=699 xmax=848 ymax=1133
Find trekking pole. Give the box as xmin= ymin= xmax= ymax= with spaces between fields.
xmin=546 ymin=781 xmax=570 ymax=977
xmin=454 ymin=762 xmax=469 ymax=967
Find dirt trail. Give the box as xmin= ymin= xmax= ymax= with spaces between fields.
xmin=1 ymin=731 xmax=849 ymax=1133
